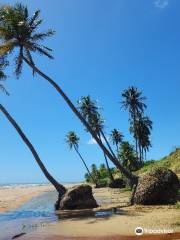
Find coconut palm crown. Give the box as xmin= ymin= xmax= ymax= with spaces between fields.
xmin=66 ymin=131 xmax=80 ymax=150
xmin=121 ymin=86 xmax=147 ymax=117
xmin=110 ymin=129 xmax=124 ymax=147
xmin=0 ymin=3 xmax=54 ymax=77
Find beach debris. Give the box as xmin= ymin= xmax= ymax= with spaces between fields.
xmin=59 ymin=184 xmax=98 ymax=210
xmin=133 ymin=167 xmax=180 ymax=204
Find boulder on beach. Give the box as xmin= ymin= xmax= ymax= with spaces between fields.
xmin=133 ymin=167 xmax=180 ymax=205
xmin=59 ymin=184 xmax=98 ymax=210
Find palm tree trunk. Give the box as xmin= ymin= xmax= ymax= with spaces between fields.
xmin=23 ymin=57 xmax=137 ymax=185
xmin=0 ymin=104 xmax=66 ymax=196
xmin=100 ymin=130 xmax=116 ymax=158
xmin=132 ymin=112 xmax=138 ymax=158
xmin=104 ymin=152 xmax=114 ymax=182
xmin=74 ymin=146 xmax=97 ymax=185
xmin=141 ymin=148 xmax=144 ymax=162
xmin=138 ymin=143 xmax=141 ymax=163
xmin=116 ymin=144 xmax=119 ymax=155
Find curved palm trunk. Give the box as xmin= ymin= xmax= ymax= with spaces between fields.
xmin=0 ymin=104 xmax=66 ymax=196
xmin=23 ymin=57 xmax=137 ymax=185
xmin=97 ymin=132 xmax=114 ymax=182
xmin=100 ymin=130 xmax=116 ymax=158
xmin=103 ymin=152 xmax=114 ymax=182
xmin=74 ymin=146 xmax=97 ymax=185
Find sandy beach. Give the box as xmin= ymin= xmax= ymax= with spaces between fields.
xmin=6 ymin=186 xmax=178 ymax=239
xmin=0 ymin=184 xmax=179 ymax=239
xmin=0 ymin=184 xmax=54 ymax=212
xmin=26 ymin=188 xmax=179 ymax=238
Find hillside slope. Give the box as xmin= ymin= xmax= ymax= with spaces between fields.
xmin=136 ymin=148 xmax=180 ymax=176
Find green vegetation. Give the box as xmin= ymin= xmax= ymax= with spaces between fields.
xmin=136 ymin=147 xmax=180 ymax=176
xmin=85 ymin=164 xmax=120 ymax=187
xmin=85 ymin=148 xmax=180 ymax=187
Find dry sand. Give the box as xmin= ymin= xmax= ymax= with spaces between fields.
xmin=0 ymin=184 xmax=54 ymax=212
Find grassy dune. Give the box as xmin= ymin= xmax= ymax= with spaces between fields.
xmin=136 ymin=148 xmax=180 ymax=176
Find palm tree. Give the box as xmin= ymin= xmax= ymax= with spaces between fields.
xmin=121 ymin=86 xmax=147 ymax=158
xmin=66 ymin=131 xmax=97 ymax=185
xmin=135 ymin=115 xmax=152 ymax=162
xmin=91 ymin=164 xmax=99 ymax=182
xmin=0 ymin=3 xmax=137 ymax=186
xmin=110 ymin=128 xmax=124 ymax=153
xmin=0 ymin=64 xmax=66 ymax=196
xmin=78 ymin=97 xmax=115 ymax=182
xmin=118 ymin=141 xmax=139 ymax=172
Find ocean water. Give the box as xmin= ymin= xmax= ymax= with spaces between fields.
xmin=0 ymin=183 xmax=49 ymax=189
xmin=0 ymin=185 xmax=58 ymax=240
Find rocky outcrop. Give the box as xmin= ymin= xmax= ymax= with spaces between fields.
xmin=59 ymin=184 xmax=98 ymax=210
xmin=133 ymin=167 xmax=180 ymax=204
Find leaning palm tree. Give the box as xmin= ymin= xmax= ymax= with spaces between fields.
xmin=110 ymin=128 xmax=124 ymax=153
xmin=121 ymin=86 xmax=146 ymax=157
xmin=66 ymin=131 xmax=97 ymax=185
xmin=0 ymin=105 xmax=66 ymax=196
xmin=0 ymin=60 xmax=66 ymax=197
xmin=90 ymin=113 xmax=114 ymax=182
xmin=78 ymin=96 xmax=116 ymax=158
xmin=78 ymin=96 xmax=115 ymax=182
xmin=0 ymin=3 xmax=137 ymax=187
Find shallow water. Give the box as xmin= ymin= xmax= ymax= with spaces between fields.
xmin=0 ymin=190 xmax=116 ymax=240
xmin=0 ymin=191 xmax=58 ymax=240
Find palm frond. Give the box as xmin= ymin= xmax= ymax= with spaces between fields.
xmin=29 ymin=10 xmax=41 ymax=26
xmin=25 ymin=49 xmax=36 ymax=76
xmin=15 ymin=46 xmax=23 ymax=78
xmin=0 ymin=27 xmax=12 ymax=40
xmin=0 ymin=3 xmax=55 ymax=74
xmin=0 ymin=83 xmax=9 ymax=95
xmin=33 ymin=44 xmax=54 ymax=59
xmin=0 ymin=41 xmax=15 ymax=56
xmin=31 ymin=29 xmax=55 ymax=41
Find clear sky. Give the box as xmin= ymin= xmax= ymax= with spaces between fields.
xmin=0 ymin=0 xmax=180 ymax=183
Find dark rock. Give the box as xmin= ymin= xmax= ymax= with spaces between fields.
xmin=109 ymin=178 xmax=126 ymax=188
xmin=59 ymin=184 xmax=98 ymax=210
xmin=133 ymin=167 xmax=180 ymax=205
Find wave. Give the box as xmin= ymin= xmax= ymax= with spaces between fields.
xmin=0 ymin=183 xmax=49 ymax=189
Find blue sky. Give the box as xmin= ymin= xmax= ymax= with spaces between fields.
xmin=0 ymin=0 xmax=180 ymax=183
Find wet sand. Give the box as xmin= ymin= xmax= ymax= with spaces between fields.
xmin=19 ymin=187 xmax=180 ymax=239
xmin=0 ymin=184 xmax=54 ymax=212
xmin=28 ymin=206 xmax=179 ymax=237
